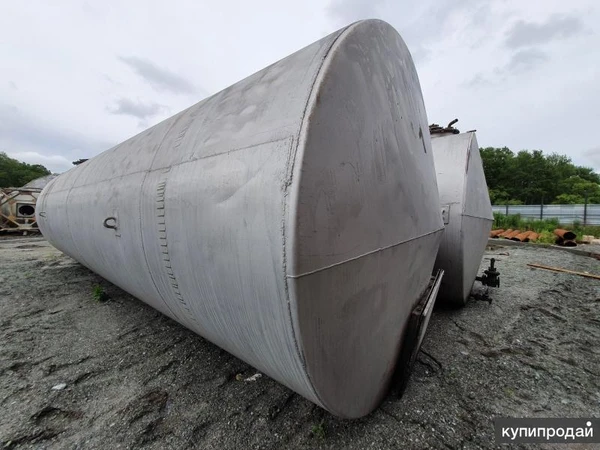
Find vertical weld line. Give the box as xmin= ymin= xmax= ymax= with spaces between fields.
xmin=157 ymin=178 xmax=197 ymax=324
xmin=138 ymin=113 xmax=186 ymax=323
xmin=280 ymin=23 xmax=359 ymax=407
xmin=63 ymin=160 xmax=94 ymax=269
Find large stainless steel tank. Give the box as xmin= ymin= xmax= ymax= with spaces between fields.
xmin=37 ymin=19 xmax=444 ymax=418
xmin=431 ymin=132 xmax=493 ymax=306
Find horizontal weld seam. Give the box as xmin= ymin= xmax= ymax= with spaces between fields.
xmin=287 ymin=228 xmax=443 ymax=279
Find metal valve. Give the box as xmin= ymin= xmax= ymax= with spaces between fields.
xmin=476 ymin=258 xmax=500 ymax=288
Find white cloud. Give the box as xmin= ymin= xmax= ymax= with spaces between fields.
xmin=118 ymin=56 xmax=198 ymax=95
xmin=583 ymin=147 xmax=600 ymax=172
xmin=0 ymin=0 xmax=598 ymax=178
xmin=108 ymin=98 xmax=168 ymax=126
xmin=505 ymin=14 xmax=583 ymax=48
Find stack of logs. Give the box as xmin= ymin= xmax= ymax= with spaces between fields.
xmin=489 ymin=228 xmax=578 ymax=246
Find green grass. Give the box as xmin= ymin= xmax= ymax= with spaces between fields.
xmin=571 ymin=221 xmax=600 ymax=239
xmin=92 ymin=285 xmax=109 ymax=302
xmin=492 ymin=213 xmax=600 ymax=243
xmin=311 ymin=420 xmax=326 ymax=440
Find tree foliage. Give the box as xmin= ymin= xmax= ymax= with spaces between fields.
xmin=0 ymin=152 xmax=51 ymax=188
xmin=480 ymin=147 xmax=600 ymax=204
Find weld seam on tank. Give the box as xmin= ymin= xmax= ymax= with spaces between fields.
xmin=156 ymin=177 xmax=197 ymax=324
xmin=64 ymin=180 xmax=96 ymax=271
xmin=288 ymin=19 xmax=441 ymax=416
xmin=287 ymin=228 xmax=443 ymax=279
xmin=136 ymin=107 xmax=199 ymax=324
xmin=462 ymin=213 xmax=494 ymax=221
xmin=55 ymin=162 xmax=89 ymax=266
xmin=43 ymin=137 xmax=296 ymax=195
xmin=459 ymin=132 xmax=475 ymax=208
xmin=279 ymin=22 xmax=358 ymax=410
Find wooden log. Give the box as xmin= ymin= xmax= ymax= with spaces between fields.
xmin=527 ymin=263 xmax=600 ymax=280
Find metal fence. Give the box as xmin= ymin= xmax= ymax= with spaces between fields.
xmin=491 ymin=204 xmax=600 ymax=225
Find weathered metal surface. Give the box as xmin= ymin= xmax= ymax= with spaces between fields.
xmin=0 ymin=187 xmax=41 ymax=233
xmin=37 ymin=20 xmax=444 ymax=418
xmin=431 ymin=132 xmax=493 ymax=306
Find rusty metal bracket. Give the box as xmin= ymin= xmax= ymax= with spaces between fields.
xmin=429 ymin=119 xmax=460 ymax=135
xmin=393 ymin=269 xmax=444 ymax=395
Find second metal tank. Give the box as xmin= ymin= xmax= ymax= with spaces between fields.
xmin=37 ymin=20 xmax=444 ymax=418
xmin=431 ymin=131 xmax=493 ymax=306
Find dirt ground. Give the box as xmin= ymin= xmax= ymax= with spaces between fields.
xmin=1 ymin=236 xmax=599 ymax=449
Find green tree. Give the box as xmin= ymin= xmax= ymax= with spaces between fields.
xmin=0 ymin=152 xmax=51 ymax=188
xmin=480 ymin=147 xmax=514 ymax=194
xmin=553 ymin=193 xmax=584 ymax=204
xmin=480 ymin=147 xmax=600 ymax=205
xmin=574 ymin=166 xmax=600 ymax=184
xmin=555 ymin=176 xmax=600 ymax=204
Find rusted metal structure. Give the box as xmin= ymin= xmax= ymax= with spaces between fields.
xmin=491 ymin=229 xmax=539 ymax=242
xmin=554 ymin=229 xmax=577 ymax=247
xmin=37 ymin=20 xmax=445 ymax=418
xmin=513 ymin=231 xmax=532 ymax=242
xmin=431 ymin=131 xmax=494 ymax=306
xmin=489 ymin=229 xmax=504 ymax=238
xmin=505 ymin=230 xmax=521 ymax=240
xmin=510 ymin=231 xmax=530 ymax=242
xmin=554 ymin=229 xmax=576 ymax=241
xmin=0 ymin=187 xmax=41 ymax=233
xmin=0 ymin=174 xmax=57 ymax=233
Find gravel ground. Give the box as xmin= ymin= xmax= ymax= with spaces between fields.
xmin=1 ymin=237 xmax=599 ymax=449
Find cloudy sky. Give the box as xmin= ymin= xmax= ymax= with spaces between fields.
xmin=1 ymin=0 xmax=599 ymax=173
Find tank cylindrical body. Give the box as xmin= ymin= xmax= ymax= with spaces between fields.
xmin=37 ymin=20 xmax=443 ymax=418
xmin=431 ymin=132 xmax=493 ymax=306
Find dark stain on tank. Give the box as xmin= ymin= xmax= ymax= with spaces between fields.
xmin=418 ymin=126 xmax=427 ymax=153
xmin=465 ymin=148 xmax=471 ymax=174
